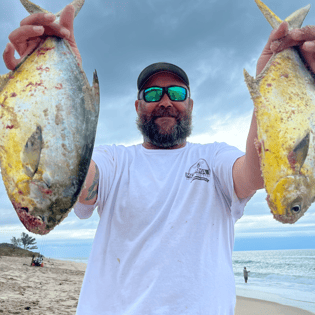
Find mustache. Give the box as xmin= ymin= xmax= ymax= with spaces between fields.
xmin=151 ymin=107 xmax=179 ymax=119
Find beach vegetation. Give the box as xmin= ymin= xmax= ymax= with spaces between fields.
xmin=20 ymin=232 xmax=38 ymax=250
xmin=10 ymin=233 xmax=38 ymax=250
xmin=10 ymin=236 xmax=22 ymax=248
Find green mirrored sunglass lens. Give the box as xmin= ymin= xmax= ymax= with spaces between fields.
xmin=168 ymin=87 xmax=186 ymax=100
xmin=145 ymin=88 xmax=163 ymax=102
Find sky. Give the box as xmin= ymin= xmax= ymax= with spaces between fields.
xmin=0 ymin=0 xmax=314 ymax=258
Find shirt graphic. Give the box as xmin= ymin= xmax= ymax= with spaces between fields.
xmin=185 ymin=158 xmax=210 ymax=182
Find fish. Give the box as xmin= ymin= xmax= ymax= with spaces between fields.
xmin=244 ymin=0 xmax=315 ymax=224
xmin=0 ymin=0 xmax=100 ymax=234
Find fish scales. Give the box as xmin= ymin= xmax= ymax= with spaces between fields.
xmin=244 ymin=0 xmax=315 ymax=223
xmin=0 ymin=0 xmax=100 ymax=234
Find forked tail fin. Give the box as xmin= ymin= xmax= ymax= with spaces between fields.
xmin=255 ymin=0 xmax=311 ymax=29
xmin=20 ymin=0 xmax=85 ymax=19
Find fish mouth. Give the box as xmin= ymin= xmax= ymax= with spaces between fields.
xmin=12 ymin=201 xmax=50 ymax=235
xmin=273 ymin=213 xmax=299 ymax=224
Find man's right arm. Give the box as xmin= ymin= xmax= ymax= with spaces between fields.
xmin=78 ymin=160 xmax=99 ymax=205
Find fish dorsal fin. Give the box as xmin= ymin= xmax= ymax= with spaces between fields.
xmin=20 ymin=0 xmax=85 ymax=19
xmin=255 ymin=0 xmax=311 ymax=30
xmin=0 ymin=73 xmax=12 ymax=93
xmin=287 ymin=133 xmax=310 ymax=172
xmin=22 ymin=125 xmax=43 ymax=178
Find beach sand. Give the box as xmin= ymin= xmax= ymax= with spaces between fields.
xmin=0 ymin=256 xmax=85 ymax=314
xmin=235 ymin=296 xmax=314 ymax=315
xmin=0 ymin=256 xmax=313 ymax=314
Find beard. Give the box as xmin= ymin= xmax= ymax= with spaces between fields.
xmin=136 ymin=106 xmax=192 ymax=149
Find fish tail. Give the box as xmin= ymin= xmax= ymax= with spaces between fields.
xmin=255 ymin=0 xmax=311 ymax=29
xmin=20 ymin=0 xmax=50 ymax=15
xmin=285 ymin=4 xmax=311 ymax=29
xmin=20 ymin=0 xmax=85 ymax=18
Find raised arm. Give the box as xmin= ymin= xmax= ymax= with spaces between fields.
xmin=3 ymin=4 xmax=81 ymax=70
xmin=233 ymin=22 xmax=315 ymax=199
xmin=78 ymin=160 xmax=99 ymax=205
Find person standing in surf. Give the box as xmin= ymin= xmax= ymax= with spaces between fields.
xmin=244 ymin=267 xmax=250 ymax=283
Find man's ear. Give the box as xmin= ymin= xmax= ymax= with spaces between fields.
xmin=189 ymin=98 xmax=194 ymax=111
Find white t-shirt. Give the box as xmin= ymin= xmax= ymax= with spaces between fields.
xmin=74 ymin=142 xmax=250 ymax=315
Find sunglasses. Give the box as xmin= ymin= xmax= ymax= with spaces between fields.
xmin=138 ymin=86 xmax=189 ymax=102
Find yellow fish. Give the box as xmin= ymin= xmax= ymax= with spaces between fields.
xmin=244 ymin=0 xmax=315 ymax=223
xmin=0 ymin=0 xmax=100 ymax=234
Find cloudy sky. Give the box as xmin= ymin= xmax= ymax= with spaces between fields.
xmin=0 ymin=0 xmax=314 ymax=257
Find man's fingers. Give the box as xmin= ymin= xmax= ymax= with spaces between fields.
xmin=9 ymin=25 xmax=44 ymax=55
xmin=302 ymin=40 xmax=315 ymax=52
xmin=271 ymin=25 xmax=315 ymax=53
xmin=3 ymin=43 xmax=21 ymax=70
xmin=20 ymin=12 xmax=70 ymax=39
xmin=20 ymin=12 xmax=55 ymax=26
xmin=59 ymin=5 xmax=75 ymax=34
xmin=291 ymin=26 xmax=315 ymax=42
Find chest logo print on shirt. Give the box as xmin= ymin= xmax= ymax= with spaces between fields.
xmin=185 ymin=158 xmax=210 ymax=182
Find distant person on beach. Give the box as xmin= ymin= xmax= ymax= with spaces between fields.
xmin=3 ymin=4 xmax=315 ymax=315
xmin=30 ymin=255 xmax=35 ymax=267
xmin=244 ymin=267 xmax=250 ymax=283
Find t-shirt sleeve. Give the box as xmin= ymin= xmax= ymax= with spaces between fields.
xmin=73 ymin=145 xmax=116 ymax=219
xmin=211 ymin=142 xmax=253 ymax=221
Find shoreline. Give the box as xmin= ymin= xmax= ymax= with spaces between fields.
xmin=0 ymin=256 xmax=314 ymax=314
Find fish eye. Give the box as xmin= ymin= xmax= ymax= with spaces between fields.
xmin=291 ymin=204 xmax=301 ymax=214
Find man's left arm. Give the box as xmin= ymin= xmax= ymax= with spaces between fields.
xmin=233 ymin=22 xmax=315 ymax=199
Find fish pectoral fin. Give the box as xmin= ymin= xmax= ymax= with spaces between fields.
xmin=287 ymin=132 xmax=310 ymax=172
xmin=0 ymin=72 xmax=12 ymax=93
xmin=255 ymin=0 xmax=310 ymax=30
xmin=22 ymin=126 xmax=43 ymax=178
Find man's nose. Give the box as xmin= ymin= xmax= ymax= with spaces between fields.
xmin=158 ymin=93 xmax=172 ymax=107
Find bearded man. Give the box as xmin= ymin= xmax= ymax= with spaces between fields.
xmin=3 ymin=4 xmax=315 ymax=315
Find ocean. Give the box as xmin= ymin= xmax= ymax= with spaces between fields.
xmin=56 ymin=249 xmax=315 ymax=314
xmin=233 ymin=249 xmax=315 ymax=313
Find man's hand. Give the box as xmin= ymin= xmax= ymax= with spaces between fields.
xmin=256 ymin=21 xmax=315 ymax=76
xmin=3 ymin=4 xmax=81 ymax=71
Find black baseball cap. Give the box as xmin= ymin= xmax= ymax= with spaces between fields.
xmin=137 ymin=62 xmax=190 ymax=91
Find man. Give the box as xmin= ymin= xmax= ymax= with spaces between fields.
xmin=3 ymin=5 xmax=315 ymax=315
xmin=243 ymin=267 xmax=250 ymax=284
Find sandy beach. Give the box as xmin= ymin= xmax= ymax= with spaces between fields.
xmin=0 ymin=256 xmax=313 ymax=314
xmin=0 ymin=256 xmax=85 ymax=314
